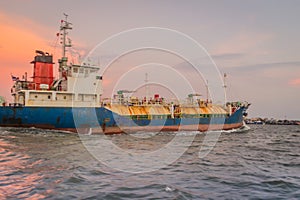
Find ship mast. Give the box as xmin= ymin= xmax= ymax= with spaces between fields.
xmin=223 ymin=73 xmax=227 ymax=105
xmin=145 ymin=73 xmax=149 ymax=104
xmin=58 ymin=13 xmax=72 ymax=79
xmin=206 ymin=79 xmax=209 ymax=102
xmin=60 ymin=13 xmax=72 ymax=58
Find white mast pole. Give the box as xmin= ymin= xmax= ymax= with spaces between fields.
xmin=223 ymin=73 xmax=227 ymax=106
xmin=59 ymin=14 xmax=72 ymax=80
xmin=60 ymin=13 xmax=72 ymax=59
xmin=145 ymin=73 xmax=149 ymax=104
xmin=62 ymin=13 xmax=67 ymax=58
xmin=206 ymin=79 xmax=209 ymax=102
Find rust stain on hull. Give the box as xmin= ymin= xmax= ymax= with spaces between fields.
xmin=99 ymin=122 xmax=243 ymax=135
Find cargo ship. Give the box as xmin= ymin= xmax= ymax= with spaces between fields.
xmin=0 ymin=16 xmax=250 ymax=134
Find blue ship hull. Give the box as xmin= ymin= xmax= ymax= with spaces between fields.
xmin=0 ymin=105 xmax=247 ymax=134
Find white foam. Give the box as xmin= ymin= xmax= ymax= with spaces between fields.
xmin=221 ymin=122 xmax=251 ymax=134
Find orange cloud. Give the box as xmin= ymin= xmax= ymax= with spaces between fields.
xmin=0 ymin=13 xmax=54 ymax=65
xmin=0 ymin=13 xmax=55 ymax=101
xmin=288 ymin=78 xmax=300 ymax=86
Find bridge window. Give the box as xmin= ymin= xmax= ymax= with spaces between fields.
xmin=73 ymin=67 xmax=78 ymax=73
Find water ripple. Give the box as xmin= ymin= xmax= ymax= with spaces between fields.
xmin=0 ymin=125 xmax=299 ymax=199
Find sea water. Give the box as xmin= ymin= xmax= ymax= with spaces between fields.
xmin=0 ymin=125 xmax=299 ymax=199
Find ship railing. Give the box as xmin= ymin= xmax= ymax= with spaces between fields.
xmin=13 ymin=81 xmax=37 ymax=92
xmin=107 ymin=97 xmax=215 ymax=107
xmin=9 ymin=103 xmax=24 ymax=107
xmin=109 ymin=98 xmax=168 ymax=106
xmin=226 ymin=101 xmax=250 ymax=108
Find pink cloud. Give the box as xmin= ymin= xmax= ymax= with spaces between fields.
xmin=213 ymin=31 xmax=273 ymax=56
xmin=211 ymin=31 xmax=274 ymax=69
xmin=288 ymin=78 xmax=300 ymax=86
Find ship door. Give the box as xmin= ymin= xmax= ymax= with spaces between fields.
xmin=18 ymin=93 xmax=25 ymax=105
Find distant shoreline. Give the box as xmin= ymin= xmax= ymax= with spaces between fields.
xmin=245 ymin=118 xmax=300 ymax=125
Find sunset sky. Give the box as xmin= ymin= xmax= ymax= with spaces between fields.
xmin=0 ymin=0 xmax=299 ymax=119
